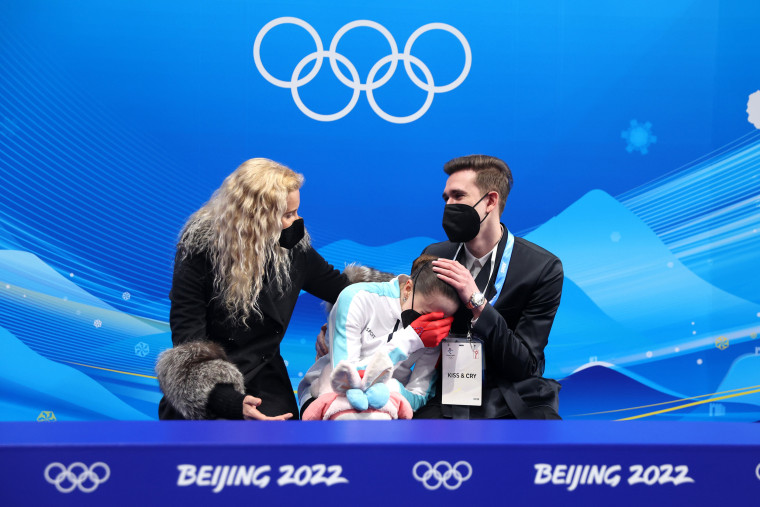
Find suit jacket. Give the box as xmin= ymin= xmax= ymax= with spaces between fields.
xmin=416 ymin=226 xmax=563 ymax=419
xmin=158 ymin=244 xmax=349 ymax=420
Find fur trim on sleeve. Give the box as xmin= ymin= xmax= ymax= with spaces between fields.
xmin=155 ymin=341 xmax=245 ymax=420
xmin=343 ymin=263 xmax=395 ymax=283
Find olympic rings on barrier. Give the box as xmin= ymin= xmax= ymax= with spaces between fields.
xmin=253 ymin=17 xmax=471 ymax=123
xmin=44 ymin=462 xmax=110 ymax=493
xmin=412 ymin=460 xmax=473 ymax=490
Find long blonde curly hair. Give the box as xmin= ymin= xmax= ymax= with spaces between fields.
xmin=177 ymin=158 xmax=307 ymax=325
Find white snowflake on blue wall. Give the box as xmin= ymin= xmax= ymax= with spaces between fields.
xmin=134 ymin=342 xmax=150 ymax=357
xmin=621 ymin=119 xmax=657 ymax=154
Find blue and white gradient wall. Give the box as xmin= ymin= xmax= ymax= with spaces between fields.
xmin=1 ymin=0 xmax=759 ymax=421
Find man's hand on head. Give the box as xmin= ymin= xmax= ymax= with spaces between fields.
xmin=431 ymin=258 xmax=484 ymax=319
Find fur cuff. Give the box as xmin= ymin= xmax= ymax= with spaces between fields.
xmin=343 ymin=263 xmax=395 ymax=283
xmin=155 ymin=341 xmax=245 ymax=420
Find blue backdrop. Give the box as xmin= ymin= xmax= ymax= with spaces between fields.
xmin=1 ymin=0 xmax=759 ymax=421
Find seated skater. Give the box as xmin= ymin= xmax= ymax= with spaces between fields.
xmin=299 ymin=255 xmax=459 ymax=420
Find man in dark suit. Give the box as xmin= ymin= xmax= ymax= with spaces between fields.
xmin=414 ymin=154 xmax=563 ymax=420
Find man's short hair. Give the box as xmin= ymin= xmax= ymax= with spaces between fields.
xmin=443 ymin=154 xmax=513 ymax=214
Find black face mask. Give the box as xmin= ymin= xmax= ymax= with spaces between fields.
xmin=401 ymin=308 xmax=421 ymax=328
xmin=441 ymin=193 xmax=489 ymax=243
xmin=279 ymin=218 xmax=304 ymax=249
xmin=400 ymin=274 xmax=422 ymax=328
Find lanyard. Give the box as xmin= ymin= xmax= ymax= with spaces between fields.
xmin=453 ymin=229 xmax=514 ymax=306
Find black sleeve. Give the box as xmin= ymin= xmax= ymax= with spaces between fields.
xmin=472 ymin=257 xmax=563 ymax=381
xmin=169 ymin=250 xmax=211 ymax=346
xmin=301 ymin=247 xmax=351 ymax=304
xmin=206 ymin=384 xmax=246 ymax=420
xmin=167 ymin=251 xmax=251 ymax=418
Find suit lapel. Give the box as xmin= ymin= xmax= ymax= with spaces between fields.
xmin=493 ymin=231 xmax=523 ymax=308
xmin=483 ymin=226 xmax=510 ymax=302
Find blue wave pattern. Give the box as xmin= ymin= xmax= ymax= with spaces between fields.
xmin=0 ymin=23 xmax=203 ymax=322
xmin=619 ymin=131 xmax=760 ymax=306
xmin=1 ymin=3 xmax=759 ymax=422
xmin=311 ymin=136 xmax=760 ymax=421
xmin=527 ymin=189 xmax=757 ymax=371
xmin=0 ymin=250 xmax=170 ymax=419
xmin=2 ymin=134 xmax=759 ymax=420
xmin=0 ymin=325 xmax=152 ymax=421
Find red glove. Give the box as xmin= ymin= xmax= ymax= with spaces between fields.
xmin=410 ymin=312 xmax=454 ymax=348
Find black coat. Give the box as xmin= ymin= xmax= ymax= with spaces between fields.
xmin=158 ymin=245 xmax=349 ymax=419
xmin=416 ymin=227 xmax=563 ymax=419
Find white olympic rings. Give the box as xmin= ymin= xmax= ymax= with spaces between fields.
xmin=412 ymin=460 xmax=473 ymax=490
xmin=44 ymin=462 xmax=110 ymax=493
xmin=253 ymin=17 xmax=471 ymax=123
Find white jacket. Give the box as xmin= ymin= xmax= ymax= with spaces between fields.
xmin=297 ymin=277 xmax=440 ymax=411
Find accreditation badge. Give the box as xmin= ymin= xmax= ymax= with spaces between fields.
xmin=441 ymin=336 xmax=483 ymax=406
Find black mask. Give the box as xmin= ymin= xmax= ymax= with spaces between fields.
xmin=279 ymin=218 xmax=304 ymax=249
xmin=441 ymin=193 xmax=489 ymax=243
xmin=400 ymin=273 xmax=421 ymax=328
xmin=401 ymin=309 xmax=422 ymax=328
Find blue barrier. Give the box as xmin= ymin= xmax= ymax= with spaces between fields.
xmin=1 ymin=420 xmax=758 ymax=505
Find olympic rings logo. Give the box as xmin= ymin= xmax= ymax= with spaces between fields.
xmin=253 ymin=17 xmax=471 ymax=123
xmin=412 ymin=460 xmax=473 ymax=490
xmin=44 ymin=462 xmax=110 ymax=493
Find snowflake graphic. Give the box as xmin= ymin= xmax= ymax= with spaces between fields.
xmin=93 ymin=319 xmax=102 ymax=328
xmin=122 ymin=291 xmax=131 ymax=301
xmin=135 ymin=341 xmax=150 ymax=357
xmin=37 ymin=411 xmax=56 ymax=422
xmin=621 ymin=119 xmax=657 ymax=154
xmin=747 ymin=90 xmax=760 ymax=129
xmin=714 ymin=336 xmax=729 ymax=350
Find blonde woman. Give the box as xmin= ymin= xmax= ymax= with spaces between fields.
xmin=156 ymin=158 xmax=382 ymax=420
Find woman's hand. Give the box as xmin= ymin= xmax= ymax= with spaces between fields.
xmin=242 ymin=395 xmax=293 ymax=420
